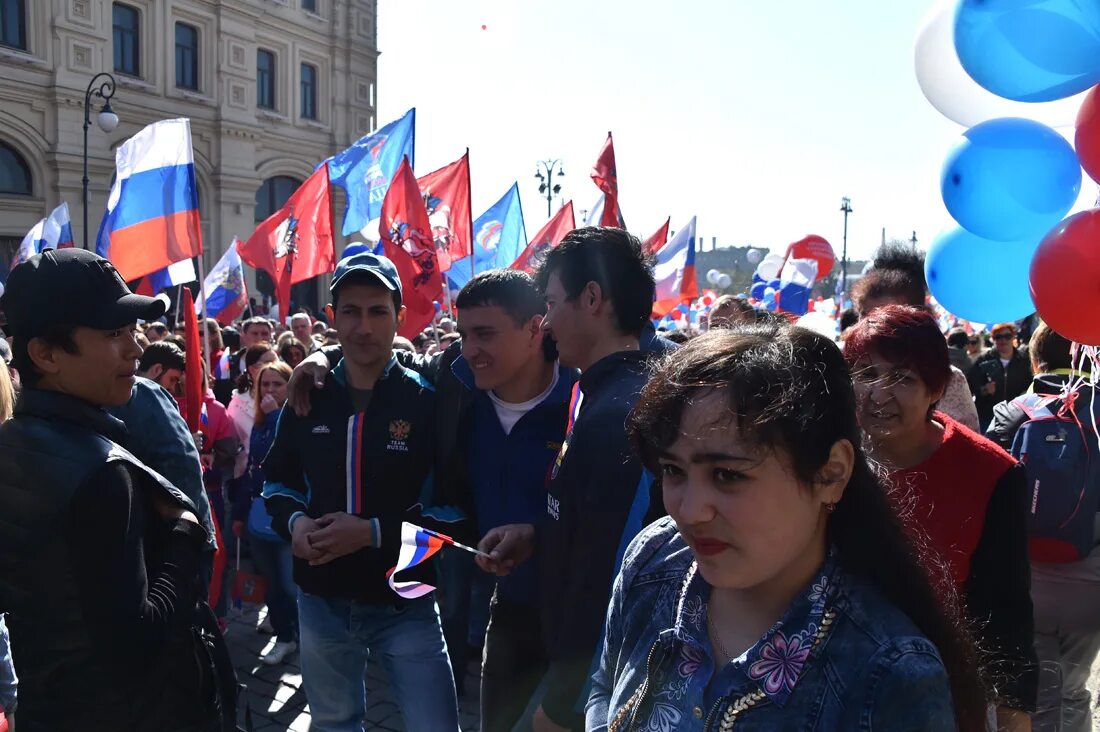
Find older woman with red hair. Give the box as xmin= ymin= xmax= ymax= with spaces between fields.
xmin=844 ymin=305 xmax=1038 ymax=732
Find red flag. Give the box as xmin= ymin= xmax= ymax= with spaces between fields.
xmin=417 ymin=151 xmax=472 ymax=273
xmin=180 ymin=287 xmax=204 ymax=433
xmin=381 ymin=157 xmax=443 ymax=339
xmin=592 ymin=132 xmax=623 ymax=228
xmin=238 ymin=164 xmax=335 ymax=318
xmin=509 ymin=201 xmax=575 ymax=274
xmin=643 ymin=217 xmax=671 ymax=256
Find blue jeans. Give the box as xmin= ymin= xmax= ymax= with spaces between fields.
xmin=249 ymin=535 xmax=298 ymax=643
xmin=297 ymin=590 xmax=460 ymax=732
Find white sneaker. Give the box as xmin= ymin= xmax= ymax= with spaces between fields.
xmin=261 ymin=640 xmax=297 ymax=666
xmin=258 ymin=616 xmax=275 ymax=635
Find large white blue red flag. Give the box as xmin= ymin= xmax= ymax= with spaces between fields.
xmin=327 ymin=108 xmax=415 ymax=236
xmin=448 ymin=183 xmax=527 ymax=290
xmin=196 ymin=241 xmax=248 ymax=325
xmin=12 ymin=202 xmax=76 ymax=268
xmin=652 ymin=216 xmax=698 ymax=318
xmin=96 ymin=118 xmax=203 ymax=281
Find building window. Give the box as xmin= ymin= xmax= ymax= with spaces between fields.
xmin=112 ymin=3 xmax=140 ymax=77
xmin=0 ymin=0 xmax=26 ymax=50
xmin=0 ymin=142 xmax=32 ymax=195
xmin=175 ymin=22 xmax=199 ymax=90
xmin=300 ymin=63 xmax=317 ymax=120
xmin=257 ymin=49 xmax=275 ymax=110
xmin=302 ymin=0 xmax=316 ymax=12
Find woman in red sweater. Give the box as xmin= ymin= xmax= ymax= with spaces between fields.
xmin=844 ymin=305 xmax=1038 ymax=732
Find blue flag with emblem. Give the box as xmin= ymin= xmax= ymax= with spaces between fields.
xmin=448 ymin=182 xmax=527 ymax=290
xmin=326 ymin=108 xmax=415 ymax=236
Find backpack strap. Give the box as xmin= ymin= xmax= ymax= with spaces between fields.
xmin=1011 ymin=392 xmax=1059 ymax=420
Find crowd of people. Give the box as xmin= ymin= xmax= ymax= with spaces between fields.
xmin=0 ymin=229 xmax=1096 ymax=732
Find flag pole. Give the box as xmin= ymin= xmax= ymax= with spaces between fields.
xmin=466 ymin=148 xmax=474 ymax=284
xmin=173 ymin=284 xmax=184 ymax=330
xmin=196 ymin=249 xmax=212 ymax=370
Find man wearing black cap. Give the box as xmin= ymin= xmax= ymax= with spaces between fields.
xmin=262 ymin=251 xmax=460 ymax=731
xmin=0 ymin=249 xmax=210 ymax=731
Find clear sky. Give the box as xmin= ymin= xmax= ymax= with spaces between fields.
xmin=376 ymin=0 xmax=1097 ymax=261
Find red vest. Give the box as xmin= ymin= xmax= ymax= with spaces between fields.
xmin=891 ymin=413 xmax=1017 ymax=587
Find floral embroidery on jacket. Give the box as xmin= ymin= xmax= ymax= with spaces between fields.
xmin=808 ymin=577 xmax=829 ymax=605
xmin=681 ymin=594 xmax=705 ymax=630
xmin=642 ymin=702 xmax=682 ymax=732
xmin=748 ymin=629 xmax=814 ymax=695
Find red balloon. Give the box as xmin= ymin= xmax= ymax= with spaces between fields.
xmin=1030 ymin=208 xmax=1100 ymax=345
xmin=786 ymin=235 xmax=835 ymax=281
xmin=1076 ymin=85 xmax=1100 ymax=184
xmin=670 ymin=309 xmax=684 ymax=320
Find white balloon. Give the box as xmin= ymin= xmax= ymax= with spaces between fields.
xmin=717 ymin=273 xmax=732 ymax=289
xmin=755 ymin=253 xmax=785 ymax=281
xmin=862 ymin=260 xmax=875 ymax=275
xmin=706 ymin=268 xmax=721 ymax=285
xmin=913 ymin=2 xmax=1087 ymax=129
xmin=746 ymin=249 xmax=763 ymax=264
xmin=797 ymin=311 xmax=840 ymax=340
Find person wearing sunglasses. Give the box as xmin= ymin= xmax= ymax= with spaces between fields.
xmin=967 ymin=323 xmax=1033 ymax=431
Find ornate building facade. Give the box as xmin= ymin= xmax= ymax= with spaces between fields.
xmin=0 ymin=0 xmax=378 ymax=308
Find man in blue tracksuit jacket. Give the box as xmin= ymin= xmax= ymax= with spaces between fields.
xmin=262 ymin=252 xmax=460 ymax=732
xmin=478 ymin=227 xmax=672 ymax=732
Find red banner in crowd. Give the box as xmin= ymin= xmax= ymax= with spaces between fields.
xmin=238 ymin=164 xmax=335 ymax=316
xmin=509 ymin=201 xmax=575 ymax=274
xmin=417 ymin=151 xmax=473 ymax=273
xmin=381 ymin=157 xmax=444 ymax=338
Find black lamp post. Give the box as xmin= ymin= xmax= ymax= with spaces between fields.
xmin=82 ymin=72 xmax=119 ymax=249
xmin=535 ymin=159 xmax=564 ymax=218
xmin=839 ymin=197 xmax=853 ymax=297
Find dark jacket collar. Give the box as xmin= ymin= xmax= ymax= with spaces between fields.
xmin=580 ymin=349 xmax=651 ymax=394
xmin=14 ymin=388 xmax=129 ymax=444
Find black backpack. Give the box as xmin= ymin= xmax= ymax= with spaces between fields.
xmin=137 ymin=600 xmax=252 ymax=732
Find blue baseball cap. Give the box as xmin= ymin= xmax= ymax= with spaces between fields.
xmin=330 ymin=251 xmax=402 ymax=304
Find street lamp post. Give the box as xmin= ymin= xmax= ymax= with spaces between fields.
xmin=82 ymin=72 xmax=119 ymax=249
xmin=534 ymin=159 xmax=564 ymax=218
xmin=840 ymin=197 xmax=853 ymax=297
xmin=910 ymin=230 xmax=918 ymax=249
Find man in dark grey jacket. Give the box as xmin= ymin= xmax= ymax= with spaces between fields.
xmin=0 ymin=249 xmax=209 ymax=731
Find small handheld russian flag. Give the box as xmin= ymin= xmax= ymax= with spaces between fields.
xmin=386 ymin=522 xmax=488 ymax=599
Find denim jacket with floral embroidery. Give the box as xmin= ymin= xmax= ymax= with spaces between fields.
xmin=586 ymin=517 xmax=958 ymax=732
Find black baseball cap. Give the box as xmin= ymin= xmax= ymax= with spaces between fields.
xmin=0 ymin=248 xmax=168 ymax=338
xmin=330 ymin=251 xmax=403 ymax=305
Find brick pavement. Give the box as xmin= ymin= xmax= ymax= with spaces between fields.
xmin=227 ymin=603 xmax=481 ymax=732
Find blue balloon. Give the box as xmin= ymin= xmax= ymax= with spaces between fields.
xmin=926 ymin=227 xmax=1037 ymax=323
xmin=750 ymin=282 xmax=767 ymax=300
xmin=767 ymin=279 xmax=781 ymax=290
xmin=941 ymin=118 xmax=1081 ymax=241
xmin=955 ymin=0 xmax=1100 ymax=103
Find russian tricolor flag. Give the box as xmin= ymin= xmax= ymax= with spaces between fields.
xmin=652 ymin=216 xmax=698 ymax=318
xmin=196 ymin=240 xmax=248 ymax=325
xmin=12 ymin=203 xmax=76 ymax=269
xmin=96 ymin=118 xmax=203 ymax=282
xmin=386 ymin=522 xmax=448 ymax=599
